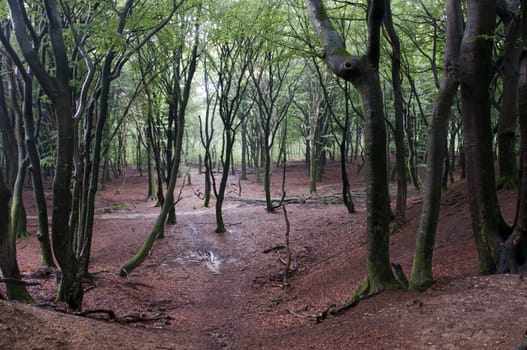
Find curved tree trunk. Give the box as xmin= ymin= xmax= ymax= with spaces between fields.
xmin=118 ymin=23 xmax=198 ymax=274
xmin=306 ymin=0 xmax=398 ymax=294
xmin=409 ymin=0 xmax=463 ymax=291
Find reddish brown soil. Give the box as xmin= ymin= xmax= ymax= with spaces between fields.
xmin=1 ymin=160 xmax=526 ymax=349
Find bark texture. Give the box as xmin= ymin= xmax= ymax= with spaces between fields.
xmin=306 ymin=0 xmax=398 ymax=293
xmin=409 ymin=0 xmax=463 ymax=291
xmin=460 ymin=0 xmax=506 ymax=274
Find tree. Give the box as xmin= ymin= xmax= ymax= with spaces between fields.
xmin=209 ymin=38 xmax=254 ymax=232
xmin=250 ymin=48 xmax=295 ymax=212
xmin=7 ymin=0 xmax=83 ymax=309
xmin=118 ymin=14 xmax=200 ymax=276
xmin=0 ymin=160 xmax=31 ymax=301
xmin=384 ymin=0 xmax=407 ymax=229
xmin=74 ymin=0 xmax=180 ymax=278
xmin=460 ymin=0 xmax=509 ymax=274
xmin=409 ymin=0 xmax=463 ymax=291
xmin=496 ymin=2 xmax=520 ymax=189
xmin=0 ymin=24 xmax=55 ymax=266
xmin=306 ymin=0 xmax=399 ymax=296
xmin=498 ymin=0 xmax=527 ymax=273
xmin=198 ymin=55 xmax=218 ymax=208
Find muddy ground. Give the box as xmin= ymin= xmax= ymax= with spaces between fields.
xmin=1 ymin=160 xmax=526 ymax=349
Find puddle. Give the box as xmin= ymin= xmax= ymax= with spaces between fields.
xmin=171 ymin=250 xmax=222 ymax=274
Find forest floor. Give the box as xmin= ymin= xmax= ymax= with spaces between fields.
xmin=1 ymin=160 xmax=526 ymax=349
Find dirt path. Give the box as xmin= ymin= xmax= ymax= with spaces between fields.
xmin=3 ymin=161 xmax=527 ymax=349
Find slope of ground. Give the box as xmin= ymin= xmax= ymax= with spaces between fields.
xmin=1 ymin=160 xmax=525 ymax=349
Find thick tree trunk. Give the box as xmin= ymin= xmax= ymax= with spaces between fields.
xmin=497 ymin=12 xmax=520 ymax=188
xmin=8 ymin=0 xmax=83 ymax=309
xmin=498 ymin=0 xmax=527 ymax=274
xmin=409 ymin=0 xmax=463 ymax=291
xmin=460 ymin=0 xmax=507 ymax=274
xmin=306 ymin=0 xmax=398 ymax=293
xmin=0 ymin=170 xmax=32 ymax=301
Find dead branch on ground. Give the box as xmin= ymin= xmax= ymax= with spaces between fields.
xmin=0 ymin=278 xmax=40 ymax=286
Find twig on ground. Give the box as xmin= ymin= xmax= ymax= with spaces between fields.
xmin=263 ymin=245 xmax=286 ymax=254
xmin=282 ymin=205 xmax=292 ymax=287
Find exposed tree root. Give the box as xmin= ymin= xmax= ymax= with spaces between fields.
xmin=314 ymin=266 xmax=407 ymax=323
xmin=312 ymin=278 xmax=383 ymax=323
xmin=391 ymin=263 xmax=409 ymax=290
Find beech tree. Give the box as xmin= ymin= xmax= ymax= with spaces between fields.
xmin=460 ymin=0 xmax=510 ymax=274
xmin=409 ymin=0 xmax=463 ymax=291
xmin=7 ymin=0 xmax=84 ymax=309
xmin=0 ymin=162 xmax=31 ymax=301
xmin=0 ymin=21 xmax=55 ymax=267
xmin=496 ymin=2 xmax=520 ymax=188
xmin=209 ymin=38 xmax=255 ymax=232
xmin=249 ymin=48 xmax=295 ymax=212
xmin=384 ymin=0 xmax=407 ymax=229
xmin=498 ymin=0 xmax=527 ymax=273
xmin=118 ymin=13 xmax=200 ymax=275
xmin=306 ymin=0 xmax=399 ymax=296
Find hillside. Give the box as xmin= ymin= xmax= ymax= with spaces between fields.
xmin=1 ymin=161 xmax=525 ymax=349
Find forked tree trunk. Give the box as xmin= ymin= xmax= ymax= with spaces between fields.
xmin=8 ymin=0 xmax=83 ymax=309
xmin=306 ymin=0 xmax=399 ymax=294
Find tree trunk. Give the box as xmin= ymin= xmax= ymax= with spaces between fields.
xmin=0 ymin=59 xmax=18 ymax=191
xmin=497 ymin=0 xmax=527 ymax=274
xmin=0 ymin=170 xmax=32 ymax=301
xmin=497 ymin=10 xmax=520 ymax=189
xmin=384 ymin=0 xmax=407 ymax=229
xmin=20 ymin=69 xmax=55 ymax=266
xmin=215 ymin=131 xmax=235 ymax=233
xmin=409 ymin=0 xmax=463 ymax=291
xmin=7 ymin=0 xmax=83 ymax=309
xmin=341 ymin=84 xmax=355 ymax=213
xmin=460 ymin=0 xmax=508 ymax=274
xmin=241 ymin=121 xmax=248 ymax=180
xmin=306 ymin=0 xmax=399 ymax=293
